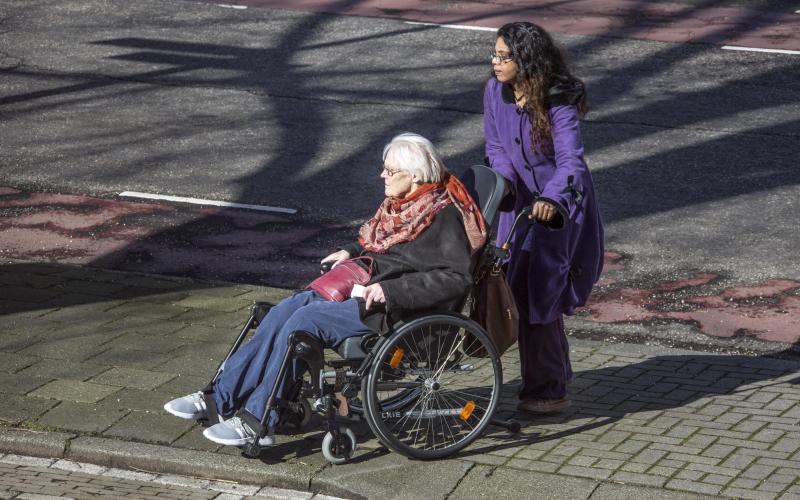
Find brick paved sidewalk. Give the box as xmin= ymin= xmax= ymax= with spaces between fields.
xmin=1 ymin=259 xmax=799 ymax=499
xmin=0 ymin=453 xmax=340 ymax=499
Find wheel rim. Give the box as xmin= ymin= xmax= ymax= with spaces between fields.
xmin=365 ymin=315 xmax=501 ymax=458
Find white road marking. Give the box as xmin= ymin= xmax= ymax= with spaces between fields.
xmin=405 ymin=22 xmax=800 ymax=55
xmin=218 ymin=3 xmax=247 ymax=9
xmin=404 ymin=21 xmax=496 ymax=32
xmin=119 ymin=191 xmax=297 ymax=214
xmin=722 ymin=45 xmax=800 ymax=55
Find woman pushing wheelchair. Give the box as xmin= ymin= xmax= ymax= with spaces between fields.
xmin=164 ymin=133 xmax=487 ymax=448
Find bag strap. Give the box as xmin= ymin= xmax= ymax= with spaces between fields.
xmin=343 ymin=256 xmax=374 ymax=273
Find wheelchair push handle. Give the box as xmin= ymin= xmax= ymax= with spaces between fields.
xmin=320 ymin=261 xmax=334 ymax=273
xmin=498 ymin=204 xmax=533 ymax=256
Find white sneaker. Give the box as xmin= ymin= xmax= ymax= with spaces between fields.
xmin=164 ymin=392 xmax=207 ymax=420
xmin=203 ymin=417 xmax=276 ymax=447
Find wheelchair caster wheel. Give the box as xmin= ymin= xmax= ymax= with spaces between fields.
xmin=294 ymin=399 xmax=313 ymax=429
xmin=507 ymin=419 xmax=521 ymax=434
xmin=322 ymin=428 xmax=357 ymax=465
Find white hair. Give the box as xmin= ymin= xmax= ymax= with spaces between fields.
xmin=382 ymin=133 xmax=446 ymax=183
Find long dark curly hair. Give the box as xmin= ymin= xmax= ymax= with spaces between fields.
xmin=498 ymin=22 xmax=587 ymax=154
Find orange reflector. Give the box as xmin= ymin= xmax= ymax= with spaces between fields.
xmin=389 ymin=347 xmax=404 ymax=369
xmin=460 ymin=401 xmax=476 ymax=421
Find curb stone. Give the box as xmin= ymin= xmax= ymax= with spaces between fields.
xmin=0 ymin=427 xmax=73 ymax=459
xmin=0 ymin=427 xmax=349 ymax=498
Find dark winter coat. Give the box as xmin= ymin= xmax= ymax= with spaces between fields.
xmin=341 ymin=204 xmax=472 ymax=333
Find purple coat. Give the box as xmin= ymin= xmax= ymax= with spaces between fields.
xmin=483 ymin=77 xmax=604 ymax=324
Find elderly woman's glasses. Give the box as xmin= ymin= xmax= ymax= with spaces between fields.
xmin=490 ymin=52 xmax=513 ymax=64
xmin=383 ymin=166 xmax=403 ymax=177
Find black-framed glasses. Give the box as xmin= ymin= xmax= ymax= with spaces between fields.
xmin=490 ymin=51 xmax=513 ymax=64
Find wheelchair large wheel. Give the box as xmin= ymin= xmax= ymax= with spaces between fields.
xmin=362 ymin=314 xmax=502 ymax=460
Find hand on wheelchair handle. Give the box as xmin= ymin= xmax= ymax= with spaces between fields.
xmin=528 ymin=200 xmax=555 ymax=222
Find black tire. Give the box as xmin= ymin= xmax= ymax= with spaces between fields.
xmin=362 ymin=314 xmax=502 ymax=460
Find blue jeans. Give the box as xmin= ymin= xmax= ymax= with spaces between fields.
xmin=212 ymin=290 xmax=371 ymax=427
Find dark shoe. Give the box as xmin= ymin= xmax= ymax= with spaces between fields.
xmin=517 ymin=396 xmax=571 ymax=415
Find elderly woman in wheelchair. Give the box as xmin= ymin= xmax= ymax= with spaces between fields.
xmin=165 ymin=133 xmax=514 ymax=464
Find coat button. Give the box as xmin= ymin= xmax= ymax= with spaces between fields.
xmin=515 ymin=108 xmax=521 ymax=115
xmin=524 ymin=164 xmax=531 ymax=171
xmin=514 ymin=137 xmax=521 ymax=144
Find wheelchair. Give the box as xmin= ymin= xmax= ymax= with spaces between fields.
xmin=203 ymin=165 xmax=523 ymax=464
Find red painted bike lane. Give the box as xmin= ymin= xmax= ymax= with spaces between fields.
xmin=205 ymin=0 xmax=800 ymax=51
xmin=2 ymin=187 xmax=798 ymax=345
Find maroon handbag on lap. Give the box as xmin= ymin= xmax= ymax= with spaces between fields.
xmin=307 ymin=257 xmax=374 ymax=302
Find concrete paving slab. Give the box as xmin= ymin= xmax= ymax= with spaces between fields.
xmin=88 ymin=367 xmax=176 ymax=391
xmin=101 ymin=411 xmax=194 ymax=445
xmin=29 ymin=380 xmax=121 ymax=405
xmin=0 ymin=428 xmax=73 ymax=459
xmin=66 ymin=436 xmax=313 ymax=491
xmin=312 ymin=452 xmax=473 ymax=500
xmin=171 ymin=323 xmax=235 ymax=342
xmin=0 ymin=353 xmax=39 ymax=374
xmin=155 ymin=374 xmax=210 ymax=395
xmin=18 ymin=333 xmax=118 ymax=362
xmin=104 ymin=332 xmax=188 ymax=354
xmin=16 ymin=360 xmax=110 ymax=382
xmin=172 ymin=295 xmax=253 ymax=313
xmin=0 ymin=373 xmax=50 ymax=396
xmin=0 ymin=334 xmax=47 ymax=355
xmin=154 ymin=350 xmax=228 ymax=378
xmin=36 ymin=401 xmax=129 ymax=434
xmin=85 ymin=347 xmax=175 ymax=370
xmin=171 ymin=308 xmax=250 ymax=329
xmin=169 ymin=426 xmax=221 ymax=453
xmin=44 ymin=293 xmax=127 ymax=311
xmin=99 ymin=388 xmax=176 ymax=413
xmin=450 ymin=464 xmax=598 ymax=500
xmin=34 ymin=302 xmax=121 ymax=324
xmin=102 ymin=301 xmax=189 ymax=321
xmin=96 ymin=315 xmax=188 ymax=336
xmin=0 ymin=395 xmax=59 ymax=425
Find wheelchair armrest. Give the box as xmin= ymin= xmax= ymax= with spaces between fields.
xmin=335 ymin=333 xmax=381 ymax=361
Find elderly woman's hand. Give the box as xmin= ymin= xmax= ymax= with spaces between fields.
xmin=363 ymin=283 xmax=386 ymax=310
xmin=320 ymin=250 xmax=351 ymax=273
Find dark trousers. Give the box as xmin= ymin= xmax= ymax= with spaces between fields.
xmin=517 ymin=315 xmax=573 ymax=400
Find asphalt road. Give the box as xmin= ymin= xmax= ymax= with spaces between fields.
xmin=1 ymin=0 xmax=798 ymax=345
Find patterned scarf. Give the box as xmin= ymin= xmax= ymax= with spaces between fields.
xmin=358 ymin=174 xmax=487 ymax=254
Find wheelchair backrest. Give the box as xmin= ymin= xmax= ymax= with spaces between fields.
xmin=456 ymin=165 xmax=506 ymax=228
